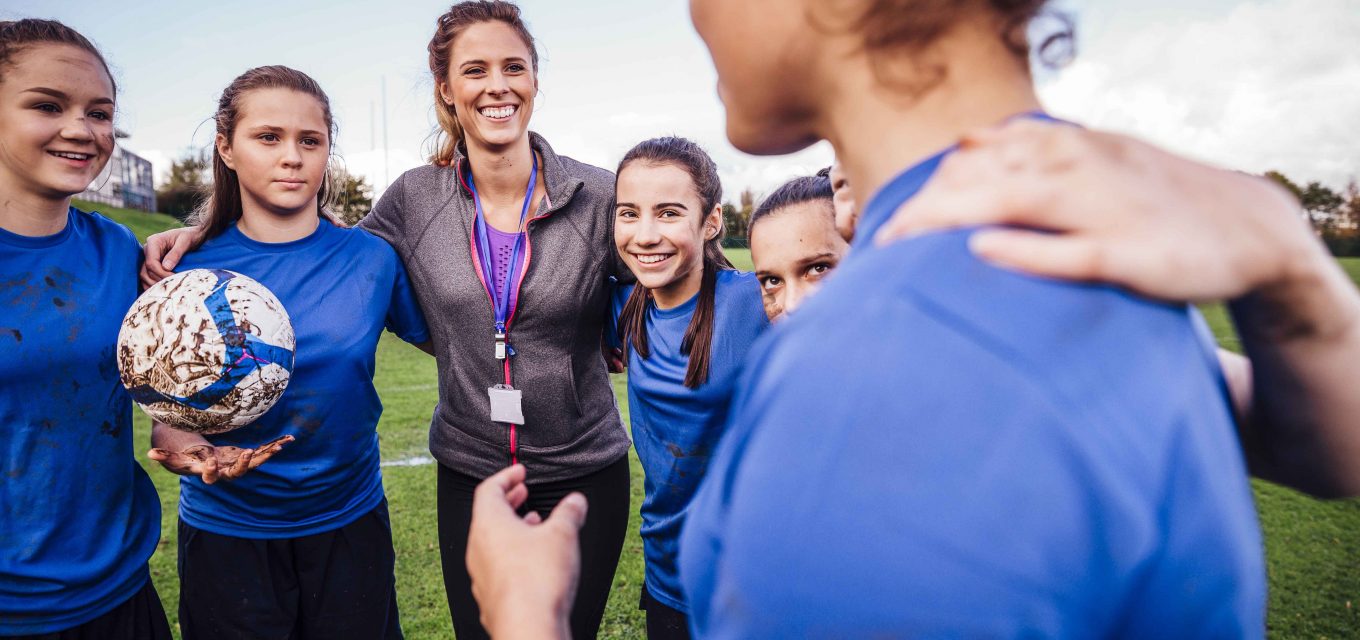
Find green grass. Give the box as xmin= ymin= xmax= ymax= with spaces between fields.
xmin=73 ymin=199 xmax=182 ymax=243
xmin=725 ymin=247 xmax=753 ymax=272
xmin=130 ymin=247 xmax=1360 ymax=638
xmin=1200 ymin=257 xmax=1360 ymax=638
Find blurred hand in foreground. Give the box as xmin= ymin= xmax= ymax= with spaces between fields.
xmin=468 ymin=464 xmax=586 ymax=640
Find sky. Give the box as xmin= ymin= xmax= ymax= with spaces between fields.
xmin=6 ymin=0 xmax=1357 ymax=202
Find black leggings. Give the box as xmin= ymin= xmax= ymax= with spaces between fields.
xmin=437 ymin=458 xmax=630 ymax=640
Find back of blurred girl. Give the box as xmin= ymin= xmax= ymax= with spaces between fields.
xmin=0 ymin=19 xmax=169 ymax=639
xmin=681 ymin=0 xmax=1265 ymax=636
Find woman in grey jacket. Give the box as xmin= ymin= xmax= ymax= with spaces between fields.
xmin=141 ymin=3 xmax=632 ymax=638
xmin=358 ymin=4 xmax=632 ymax=638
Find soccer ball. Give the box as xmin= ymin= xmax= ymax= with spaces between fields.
xmin=117 ymin=268 xmax=295 ymax=434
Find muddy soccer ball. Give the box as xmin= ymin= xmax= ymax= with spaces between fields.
xmin=117 ymin=269 xmax=295 ymax=434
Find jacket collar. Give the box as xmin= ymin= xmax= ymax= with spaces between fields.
xmin=452 ymin=131 xmax=583 ymax=212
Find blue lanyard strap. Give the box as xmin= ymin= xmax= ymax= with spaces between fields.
xmin=468 ymin=154 xmax=538 ymax=334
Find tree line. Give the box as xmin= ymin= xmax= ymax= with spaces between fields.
xmin=1265 ymin=171 xmax=1360 ymax=257
xmin=152 ymin=150 xmax=1359 ymax=257
xmin=155 ymin=150 xmax=374 ymax=227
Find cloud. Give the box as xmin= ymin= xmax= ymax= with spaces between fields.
xmin=1040 ymin=0 xmax=1360 ymax=188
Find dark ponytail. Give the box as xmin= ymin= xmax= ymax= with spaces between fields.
xmin=616 ymin=136 xmax=734 ymax=389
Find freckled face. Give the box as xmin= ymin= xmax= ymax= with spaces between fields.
xmin=688 ymin=0 xmax=823 ymax=155
xmin=750 ymin=200 xmax=848 ymax=322
xmin=0 ymin=44 xmax=115 ymax=200
xmin=440 ymin=21 xmax=537 ymax=151
xmin=217 ymin=88 xmax=329 ymax=218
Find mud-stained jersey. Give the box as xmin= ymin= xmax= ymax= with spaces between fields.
xmin=0 ymin=207 xmax=161 ymax=635
xmin=174 ymin=218 xmax=428 ymax=538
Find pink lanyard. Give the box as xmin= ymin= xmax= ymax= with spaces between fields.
xmin=459 ymin=158 xmax=552 ymax=464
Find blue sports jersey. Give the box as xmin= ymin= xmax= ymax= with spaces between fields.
xmin=679 ymin=154 xmax=1267 ymax=637
xmin=175 ymin=219 xmax=429 ymax=538
xmin=0 ymin=208 xmax=161 ymax=634
xmin=611 ymin=270 xmax=769 ymax=613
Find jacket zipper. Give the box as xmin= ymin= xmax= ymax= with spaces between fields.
xmin=458 ymin=157 xmax=577 ymax=464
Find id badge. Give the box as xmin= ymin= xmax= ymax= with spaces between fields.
xmin=488 ymin=384 xmax=524 ymax=424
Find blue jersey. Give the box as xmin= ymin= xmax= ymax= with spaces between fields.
xmin=175 ymin=219 xmax=429 ymax=538
xmin=679 ymin=154 xmax=1266 ymax=637
xmin=611 ymin=270 xmax=768 ymax=613
xmin=0 ymin=208 xmax=161 ymax=634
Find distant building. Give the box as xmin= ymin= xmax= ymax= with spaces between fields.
xmin=79 ymin=129 xmax=156 ymax=212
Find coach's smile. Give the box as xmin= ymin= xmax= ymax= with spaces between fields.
xmin=478 ymin=103 xmax=518 ymax=122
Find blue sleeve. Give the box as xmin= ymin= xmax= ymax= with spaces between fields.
xmin=385 ymin=252 xmax=430 ymax=345
xmin=605 ymin=280 xmax=632 ymax=350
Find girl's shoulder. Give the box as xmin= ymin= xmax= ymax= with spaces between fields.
xmin=717 ymin=268 xmax=759 ymax=291
xmin=715 ymin=269 xmax=767 ymax=326
xmin=333 ymin=222 xmax=400 ymax=260
xmin=72 ymin=206 xmax=141 ymax=253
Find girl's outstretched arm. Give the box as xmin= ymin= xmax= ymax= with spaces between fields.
xmin=148 ymin=421 xmax=293 ymax=484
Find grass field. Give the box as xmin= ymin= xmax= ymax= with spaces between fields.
xmin=74 ymin=199 xmax=183 ymax=241
xmin=101 ymin=205 xmax=1358 ymax=638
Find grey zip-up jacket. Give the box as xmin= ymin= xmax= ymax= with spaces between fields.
xmin=360 ymin=133 xmax=630 ymax=483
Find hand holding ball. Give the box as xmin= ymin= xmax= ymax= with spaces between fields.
xmin=117 ymin=269 xmax=295 ymax=434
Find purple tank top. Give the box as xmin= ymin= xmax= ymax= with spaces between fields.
xmin=485 ymin=224 xmax=525 ymax=306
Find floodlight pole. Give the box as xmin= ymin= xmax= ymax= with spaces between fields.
xmin=382 ymin=76 xmax=390 ymax=192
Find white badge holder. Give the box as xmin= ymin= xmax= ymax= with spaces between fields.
xmin=488 ymin=384 xmax=524 ymax=424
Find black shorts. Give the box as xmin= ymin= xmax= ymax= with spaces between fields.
xmin=639 ymin=584 xmax=691 ymax=640
xmin=177 ymin=499 xmax=402 ymax=640
xmin=3 ymin=575 xmax=171 ymax=640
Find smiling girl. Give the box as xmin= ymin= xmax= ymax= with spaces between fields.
xmin=610 ymin=137 xmax=768 ymax=638
xmin=0 ymin=19 xmax=169 ymax=639
xmin=144 ymin=66 xmax=429 ymax=639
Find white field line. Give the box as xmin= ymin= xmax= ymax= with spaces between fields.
xmin=381 ymin=455 xmax=435 ymax=467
